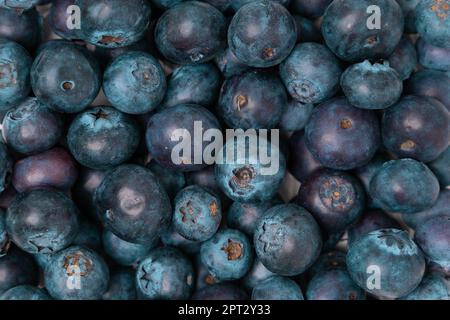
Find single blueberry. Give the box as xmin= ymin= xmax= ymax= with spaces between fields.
xmin=406 ymin=69 xmax=450 ymax=111
xmin=241 ymin=258 xmax=276 ymax=292
xmin=0 ymin=285 xmax=51 ymax=300
xmin=151 ymin=0 xmax=185 ymax=10
xmin=0 ymin=7 xmax=41 ymax=51
xmin=288 ymin=131 xmax=322 ymax=183
xmin=0 ymin=0 xmax=39 ymax=10
xmin=308 ymin=250 xmax=347 ymax=278
xmin=252 ymin=276 xmax=304 ymax=300
xmin=400 ymin=273 xmax=450 ymax=300
xmin=428 ymin=146 xmax=450 ymax=188
xmin=291 ymin=0 xmax=332 ymax=18
xmin=102 ymin=268 xmax=137 ymax=300
xmin=415 ymin=0 xmax=450 ymax=48
xmin=416 ymin=37 xmax=450 ymax=71
xmin=0 ymin=246 xmax=37 ymax=294
xmin=214 ymin=48 xmax=249 ymax=78
xmin=387 ymin=36 xmax=418 ymax=80
xmin=230 ymin=0 xmax=290 ymax=11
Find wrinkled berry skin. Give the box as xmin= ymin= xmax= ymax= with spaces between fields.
xmin=254 ymin=204 xmax=322 ymax=276
xmin=288 ymin=131 xmax=322 ymax=183
xmin=214 ymin=48 xmax=249 ymax=78
xmin=0 ymin=209 xmax=8 ymax=257
xmin=136 ymin=247 xmax=194 ymax=300
xmin=295 ymin=169 xmax=365 ymax=233
xmin=429 ymin=146 xmax=450 ymax=188
xmin=6 ymin=189 xmax=79 ymax=254
xmin=49 ymin=0 xmax=81 ymax=40
xmin=341 ymin=61 xmax=403 ymax=110
xmin=0 ymin=143 xmax=12 ymax=195
xmin=307 ymin=269 xmax=366 ymax=300
xmin=0 ymin=39 xmax=31 ymax=111
xmin=67 ymin=106 xmax=140 ymax=170
xmin=2 ymin=98 xmax=64 ymax=155
xmin=387 ymin=36 xmax=418 ymax=80
xmin=200 ymin=229 xmax=253 ymax=281
xmin=161 ymin=63 xmax=221 ymax=109
xmin=242 ymin=258 xmax=276 ymax=291
xmin=103 ymin=52 xmax=166 ymax=115
xmin=293 ymin=15 xmax=322 ymax=43
xmin=102 ymin=230 xmax=155 ymax=267
xmin=0 ymin=8 xmax=40 ymax=52
xmin=291 ymin=0 xmax=332 ymax=18
xmin=0 ymin=0 xmax=39 ymax=10
xmin=370 ymin=159 xmax=440 ymax=213
xmin=161 ymin=226 xmax=201 ymax=255
xmin=406 ymin=69 xmax=450 ymax=111
xmin=155 ymin=1 xmax=226 ymax=65
xmin=416 ymin=38 xmax=450 ymax=71
xmin=382 ymin=96 xmax=450 ymax=162
xmin=44 ymin=246 xmax=109 ymax=300
xmin=173 ymin=185 xmax=222 ymax=242
xmin=347 ymin=229 xmax=425 ymax=299
xmin=192 ymin=283 xmax=249 ymax=300
xmin=146 ymin=104 xmax=221 ymax=172
xmin=400 ymin=273 xmax=450 ymax=300
xmin=75 ymin=0 xmax=151 ymax=48
xmin=415 ymin=0 xmax=450 ymax=48
xmin=95 ymin=164 xmax=171 ymax=245
xmin=0 ymin=285 xmax=51 ymax=300
xmin=147 ymin=160 xmax=186 ymax=199
xmin=280 ymin=100 xmax=314 ymax=132
xmin=402 ymin=190 xmax=450 ymax=229
xmin=305 ymin=97 xmax=381 ymax=170
xmin=12 ymin=148 xmax=79 ymax=193
xmin=215 ymin=137 xmax=286 ymax=202
xmin=0 ymin=246 xmax=37 ymax=294
xmin=31 ymin=41 xmax=101 ymax=114
xmin=102 ymin=269 xmax=137 ymax=300
xmin=347 ymin=210 xmax=400 ymax=246
xmin=415 ymin=215 xmax=450 ymax=270
xmin=228 ymin=1 xmax=297 ymax=68
xmin=252 ymin=276 xmax=303 ymax=300
xmin=322 ymin=0 xmax=404 ymax=62
xmin=227 ymin=198 xmax=281 ymax=237
xmin=280 ymin=43 xmax=342 ymax=105
xmin=218 ymin=69 xmax=287 ymax=129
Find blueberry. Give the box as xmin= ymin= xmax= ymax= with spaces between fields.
xmin=279 ymin=100 xmax=314 ymax=133
xmin=155 ymin=1 xmax=226 ymax=64
xmin=288 ymin=131 xmax=322 ymax=183
xmin=406 ymin=69 xmax=450 ymax=111
xmin=161 ymin=225 xmax=201 ymax=255
xmin=241 ymin=257 xmax=276 ymax=291
xmin=102 ymin=230 xmax=156 ymax=267
xmin=192 ymin=283 xmax=249 ymax=300
xmin=0 ymin=7 xmax=40 ymax=51
xmin=341 ymin=60 xmax=403 ymax=110
xmin=0 ymin=209 xmax=9 ymax=256
xmin=0 ymin=0 xmax=39 ymax=10
xmin=382 ymin=96 xmax=450 ymax=162
xmin=227 ymin=198 xmax=282 ymax=237
xmin=305 ymin=97 xmax=381 ymax=170
xmin=415 ymin=215 xmax=450 ymax=270
xmin=0 ymin=39 xmax=32 ymax=111
xmin=136 ymin=247 xmax=194 ymax=299
xmin=415 ymin=0 xmax=450 ymax=48
xmin=44 ymin=245 xmax=109 ymax=300
xmin=67 ymin=106 xmax=140 ymax=170
xmin=230 ymin=0 xmax=290 ymax=11
xmin=291 ymin=0 xmax=332 ymax=18
xmin=307 ymin=268 xmax=366 ymax=300
xmin=2 ymin=97 xmax=64 ymax=155
xmin=12 ymin=148 xmax=79 ymax=193
xmin=402 ymin=190 xmax=450 ymax=229
xmin=195 ymin=254 xmax=219 ymax=290
xmin=0 ymin=246 xmax=37 ymax=294
xmin=95 ymin=164 xmax=171 ymax=244
xmin=72 ymin=219 xmax=101 ymax=251
xmin=254 ymin=204 xmax=322 ymax=276
xmin=6 ymin=189 xmax=79 ymax=254
xmin=217 ymin=69 xmax=287 ymax=129
xmin=48 ymin=0 xmax=81 ymax=40
xmin=93 ymin=38 xmax=152 ymax=69
xmin=416 ymin=38 xmax=450 ymax=71
xmin=347 ymin=210 xmax=400 ymax=246
xmin=200 ymin=228 xmax=253 ymax=281
xmin=151 ymin=0 xmax=185 ymax=10
xmin=252 ymin=276 xmax=303 ymax=300
xmin=308 ymin=250 xmax=347 ymax=278
xmin=295 ymin=169 xmax=365 ymax=233
xmin=428 ymin=146 xmax=450 ymax=188
xmin=0 ymin=143 xmax=12 ymax=194
xmin=0 ymin=285 xmax=51 ymax=300
xmin=173 ymin=185 xmax=222 ymax=241
xmin=75 ymin=0 xmax=151 ymax=48
xmin=214 ymin=48 xmax=250 ymax=78
xmin=147 ymin=160 xmax=186 ymax=199
xmin=292 ymin=15 xmax=322 ymax=43
xmin=161 ymin=63 xmax=221 ymax=109
xmin=400 ymin=273 xmax=450 ymax=300
xmin=215 ymin=137 xmax=286 ymax=202
xmin=370 ymin=159 xmax=440 ymax=213
xmin=396 ymin=0 xmax=420 ymax=33
xmin=387 ymin=36 xmax=418 ymax=80
xmin=102 ymin=268 xmax=137 ymax=300
xmin=347 ymin=229 xmax=425 ymax=299
xmin=228 ymin=1 xmax=297 ymax=68
xmin=321 ymin=0 xmax=404 ymax=62
xmin=103 ymin=52 xmax=166 ymax=115
xmin=146 ymin=104 xmax=221 ymax=172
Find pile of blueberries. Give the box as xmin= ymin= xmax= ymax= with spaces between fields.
xmin=0 ymin=0 xmax=449 ymax=301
